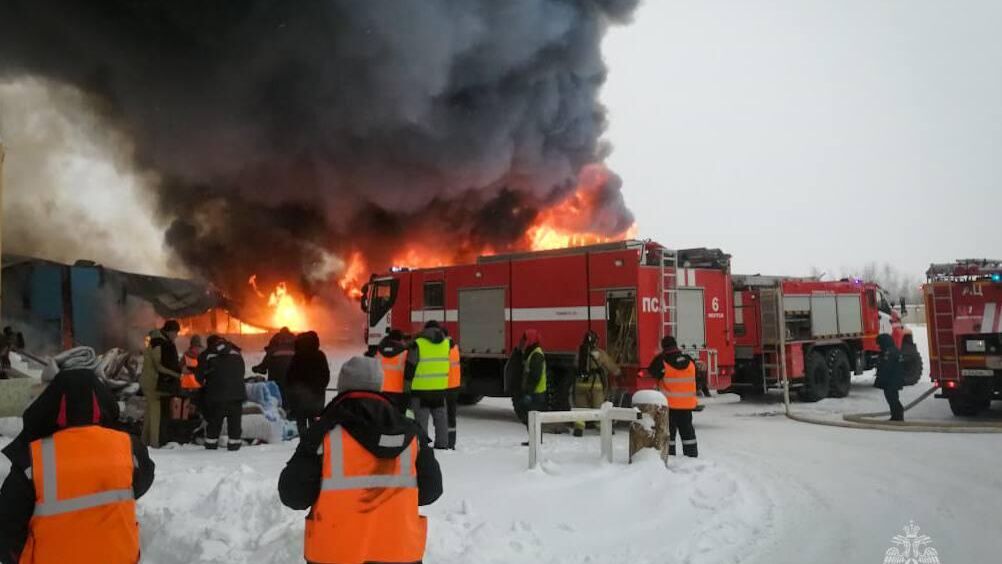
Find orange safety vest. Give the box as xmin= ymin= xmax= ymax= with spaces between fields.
xmin=304 ymin=427 xmax=426 ymax=564
xmin=447 ymin=342 xmax=461 ymax=391
xmin=21 ymin=426 xmax=139 ymax=564
xmin=180 ymin=351 xmax=202 ymax=390
xmin=659 ymin=358 xmax=698 ymax=410
xmin=379 ymin=352 xmax=406 ymax=395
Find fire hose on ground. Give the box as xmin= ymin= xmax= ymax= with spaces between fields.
xmin=781 ymin=381 xmax=1002 ymax=433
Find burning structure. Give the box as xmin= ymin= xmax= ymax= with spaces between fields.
xmin=0 ymin=1 xmax=640 ymax=315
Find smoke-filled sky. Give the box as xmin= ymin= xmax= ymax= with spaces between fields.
xmin=603 ymin=0 xmax=1002 ymax=280
xmin=0 ymin=0 xmax=637 ymax=298
xmin=2 ymin=0 xmax=999 ymax=294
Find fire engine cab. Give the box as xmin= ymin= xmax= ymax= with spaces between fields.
xmin=360 ymin=240 xmax=734 ymax=416
xmin=729 ymin=276 xmax=905 ymax=401
xmin=924 ymin=259 xmax=1002 ymax=416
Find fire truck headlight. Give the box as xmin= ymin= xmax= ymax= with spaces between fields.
xmin=966 ymin=339 xmax=986 ymax=353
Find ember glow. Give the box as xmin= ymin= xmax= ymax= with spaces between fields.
xmin=248 ymin=275 xmax=309 ymax=331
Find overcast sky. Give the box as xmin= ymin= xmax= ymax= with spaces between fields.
xmin=602 ymin=0 xmax=1001 ymax=279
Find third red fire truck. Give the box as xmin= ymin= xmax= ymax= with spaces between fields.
xmin=360 ymin=240 xmax=734 ymax=417
xmin=924 ymin=259 xmax=1002 ymax=415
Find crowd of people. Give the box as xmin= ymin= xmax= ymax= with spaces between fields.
xmin=0 ymin=315 xmax=738 ymax=564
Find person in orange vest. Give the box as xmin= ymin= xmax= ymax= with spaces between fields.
xmin=443 ymin=329 xmax=461 ymax=450
xmin=279 ymin=355 xmax=443 ymax=564
xmin=646 ymin=336 xmax=699 ymax=457
xmin=0 ymin=367 xmax=155 ymax=563
xmin=180 ymin=334 xmax=203 ymax=391
xmin=374 ymin=329 xmax=409 ymax=414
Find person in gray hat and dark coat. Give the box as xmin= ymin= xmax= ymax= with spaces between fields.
xmin=278 ymin=356 xmax=443 ymax=562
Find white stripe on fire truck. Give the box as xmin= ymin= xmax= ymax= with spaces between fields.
xmin=410 ymin=307 xmax=608 ymax=323
xmin=981 ymin=303 xmax=996 ymax=334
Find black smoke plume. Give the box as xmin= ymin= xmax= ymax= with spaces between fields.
xmin=0 ymin=0 xmax=638 ymax=300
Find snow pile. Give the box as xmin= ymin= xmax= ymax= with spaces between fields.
xmin=137 ymin=445 xmax=303 ymax=564
xmin=631 ymin=389 xmax=667 ymax=406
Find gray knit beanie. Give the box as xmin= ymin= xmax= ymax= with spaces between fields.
xmin=337 ymin=356 xmax=384 ymax=392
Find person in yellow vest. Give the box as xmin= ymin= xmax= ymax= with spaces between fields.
xmin=0 ymin=366 xmax=155 ymax=563
xmin=374 ymin=329 xmax=409 ymax=414
xmin=404 ymin=321 xmax=451 ymax=449
xmin=444 ymin=330 xmax=461 ymax=450
xmin=647 ymin=336 xmax=699 ymax=457
xmin=519 ymin=330 xmax=548 ymax=446
xmin=278 ymin=356 xmax=443 ymax=564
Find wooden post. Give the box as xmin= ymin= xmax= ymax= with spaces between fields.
xmin=629 ymin=391 xmax=670 ymax=466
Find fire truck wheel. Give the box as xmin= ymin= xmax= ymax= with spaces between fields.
xmin=826 ymin=349 xmax=852 ymax=398
xmin=457 ymin=394 xmax=485 ymax=406
xmin=900 ymin=341 xmax=923 ymax=386
xmin=798 ymin=351 xmax=831 ymax=403
xmin=948 ymin=394 xmax=986 ymax=417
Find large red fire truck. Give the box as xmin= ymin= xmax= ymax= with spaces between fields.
xmin=360 ymin=240 xmax=735 ymax=416
xmin=729 ymin=276 xmax=907 ymax=401
xmin=924 ymin=260 xmax=1002 ymax=415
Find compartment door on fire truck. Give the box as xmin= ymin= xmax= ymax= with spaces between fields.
xmin=458 ymin=288 xmax=506 ymax=355
xmin=677 ymin=288 xmax=706 ymax=349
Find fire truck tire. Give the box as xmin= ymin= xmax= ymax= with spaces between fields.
xmin=457 ymin=394 xmax=484 ymax=406
xmin=900 ymin=341 xmax=923 ymax=386
xmin=798 ymin=351 xmax=831 ymax=402
xmin=948 ymin=394 xmax=989 ymax=417
xmin=826 ymin=349 xmax=852 ymax=398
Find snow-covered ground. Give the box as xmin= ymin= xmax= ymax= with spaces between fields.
xmin=2 ymin=325 xmax=1000 ymax=563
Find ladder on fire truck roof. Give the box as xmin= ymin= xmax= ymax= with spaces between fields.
xmin=660 ymin=248 xmax=679 ymax=341
xmin=929 ymin=283 xmax=961 ymax=381
xmin=927 ymin=259 xmax=1002 ymax=282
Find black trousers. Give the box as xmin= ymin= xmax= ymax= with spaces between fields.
xmin=446 ymin=392 xmax=458 ymax=449
xmin=668 ymin=409 xmax=698 ymax=457
xmin=884 ymin=388 xmax=904 ymax=421
xmin=206 ymin=400 xmax=243 ymax=443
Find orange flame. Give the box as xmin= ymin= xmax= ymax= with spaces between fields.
xmin=337 ymin=252 xmax=368 ymax=300
xmin=248 ymin=275 xmax=309 ymax=331
xmin=526 ymin=164 xmax=636 ymax=250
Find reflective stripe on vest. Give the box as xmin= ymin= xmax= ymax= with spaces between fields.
xmin=447 ymin=343 xmax=461 ymax=390
xmin=412 ymin=338 xmax=451 ymax=391
xmin=660 ymin=359 xmax=697 ymax=410
xmin=35 ymin=437 xmax=134 ymax=517
xmin=525 ymin=348 xmax=548 ymax=394
xmin=379 ymin=353 xmax=406 ymax=394
xmin=321 ymin=430 xmax=417 ymax=492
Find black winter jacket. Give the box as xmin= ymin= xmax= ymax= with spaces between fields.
xmin=198 ymin=340 xmax=248 ymax=403
xmin=286 ymin=332 xmax=330 ymax=417
xmin=0 ymin=370 xmax=155 ymax=564
xmin=252 ymin=330 xmax=296 ymax=384
xmin=150 ymin=334 xmax=182 ymax=376
xmin=278 ymin=392 xmax=443 ymax=511
xmin=874 ymin=334 xmax=904 ymax=391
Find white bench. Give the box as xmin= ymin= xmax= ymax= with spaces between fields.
xmin=527 ymin=402 xmax=640 ymax=469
